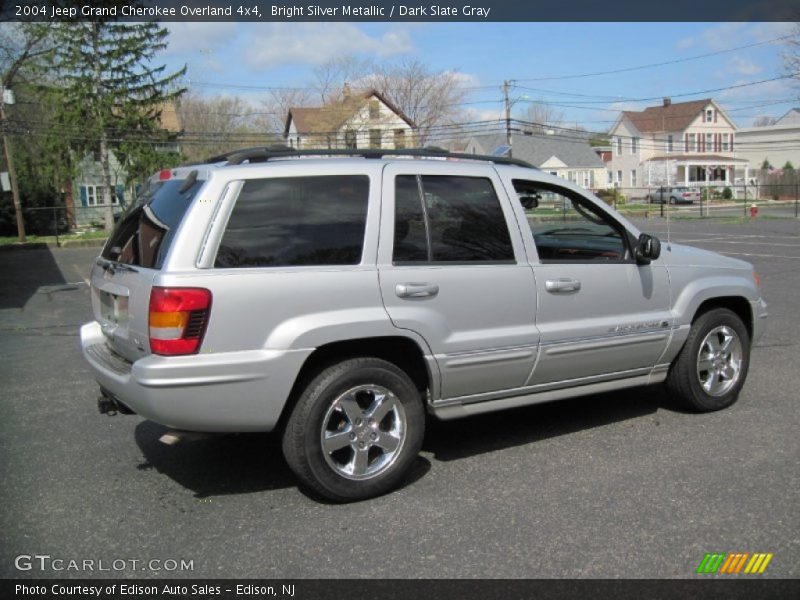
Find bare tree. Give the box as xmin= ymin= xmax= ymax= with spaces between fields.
xmin=359 ymin=58 xmax=471 ymax=145
xmin=752 ymin=115 xmax=777 ymax=127
xmin=177 ymin=92 xmax=273 ymax=162
xmin=259 ymin=88 xmax=314 ymax=136
xmin=313 ymin=56 xmax=374 ymax=103
xmin=519 ymin=101 xmax=564 ymax=134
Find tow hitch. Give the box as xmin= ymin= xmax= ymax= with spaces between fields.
xmin=97 ymin=389 xmax=135 ymax=415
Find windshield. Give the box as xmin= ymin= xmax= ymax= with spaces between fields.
xmin=101 ymin=177 xmax=203 ymax=269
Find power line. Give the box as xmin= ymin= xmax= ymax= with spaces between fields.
xmin=514 ymin=34 xmax=795 ymax=82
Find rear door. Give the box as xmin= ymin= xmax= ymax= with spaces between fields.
xmin=378 ymin=163 xmax=539 ymax=400
xmin=90 ymin=175 xmax=204 ymax=362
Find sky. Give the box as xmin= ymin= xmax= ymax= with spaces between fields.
xmin=161 ymin=21 xmax=799 ymax=131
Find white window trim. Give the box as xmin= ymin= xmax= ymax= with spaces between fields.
xmin=85 ymin=185 xmax=119 ymax=206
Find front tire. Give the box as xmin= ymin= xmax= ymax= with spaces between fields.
xmin=282 ymin=357 xmax=425 ymax=502
xmin=666 ymin=308 xmax=750 ymax=412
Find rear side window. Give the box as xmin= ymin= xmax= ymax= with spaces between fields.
xmin=215 ymin=175 xmax=369 ymax=268
xmin=102 ymin=177 xmax=203 ymax=269
xmin=393 ymin=175 xmax=514 ymax=264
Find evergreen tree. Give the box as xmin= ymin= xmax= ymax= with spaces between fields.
xmin=49 ymin=15 xmax=185 ymax=231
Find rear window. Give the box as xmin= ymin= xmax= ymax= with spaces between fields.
xmin=101 ymin=177 xmax=203 ymax=269
xmin=215 ymin=175 xmax=369 ymax=268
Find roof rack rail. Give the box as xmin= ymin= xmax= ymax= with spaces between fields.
xmin=205 ymin=146 xmax=536 ymax=169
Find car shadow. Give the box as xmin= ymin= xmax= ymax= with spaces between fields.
xmin=133 ymin=420 xmax=431 ymax=501
xmin=0 ymin=246 xmax=69 ymax=309
xmin=423 ymin=384 xmax=679 ymax=462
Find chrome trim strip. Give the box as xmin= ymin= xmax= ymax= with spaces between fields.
xmin=435 ymin=366 xmax=655 ymax=408
xmin=444 ymin=348 xmax=535 ymax=368
xmin=433 ymin=373 xmax=665 ymax=420
xmin=544 ymin=332 xmax=668 ymax=356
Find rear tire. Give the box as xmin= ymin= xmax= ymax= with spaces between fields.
xmin=282 ymin=357 xmax=425 ymax=502
xmin=666 ymin=308 xmax=750 ymax=412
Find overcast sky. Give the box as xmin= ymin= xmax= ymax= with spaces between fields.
xmin=161 ymin=21 xmax=798 ymax=129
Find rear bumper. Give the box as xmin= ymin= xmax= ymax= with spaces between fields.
xmin=80 ymin=321 xmax=312 ymax=432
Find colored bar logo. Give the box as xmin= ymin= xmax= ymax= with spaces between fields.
xmin=696 ymin=552 xmax=773 ymax=574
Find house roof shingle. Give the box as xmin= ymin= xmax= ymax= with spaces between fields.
xmin=285 ymin=89 xmax=416 ymax=137
xmin=468 ymin=133 xmax=605 ymax=169
xmin=621 ymin=98 xmax=712 ymax=133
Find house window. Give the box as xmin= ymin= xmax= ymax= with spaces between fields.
xmin=631 ymin=137 xmax=638 ymax=154
xmin=616 ymin=137 xmax=622 ymax=155
xmin=616 ymin=170 xmax=622 ymax=185
xmin=667 ymin=134 xmax=673 ymax=153
xmin=705 ymin=109 xmax=714 ymax=123
xmin=344 ymin=129 xmax=357 ymax=149
xmin=83 ymin=185 xmax=119 ymax=206
xmin=369 ymin=100 xmax=380 ymax=119
xmin=394 ymin=129 xmax=406 ymax=149
xmin=722 ymin=133 xmax=730 ymax=152
xmin=688 ymin=133 xmax=697 ymax=152
xmin=630 ymin=170 xmax=637 ymax=187
xmin=607 ymin=171 xmax=613 ymax=185
xmin=369 ymin=129 xmax=382 ymax=149
xmin=705 ymin=133 xmax=713 ymax=153
xmin=583 ymin=171 xmax=591 ymax=188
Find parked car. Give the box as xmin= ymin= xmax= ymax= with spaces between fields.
xmin=647 ymin=186 xmax=701 ymax=204
xmin=81 ymin=147 xmax=767 ymax=502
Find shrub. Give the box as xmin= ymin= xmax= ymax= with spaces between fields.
xmin=722 ymin=187 xmax=733 ymax=200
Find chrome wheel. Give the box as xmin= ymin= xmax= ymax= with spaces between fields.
xmin=696 ymin=325 xmax=743 ymax=397
xmin=320 ymin=385 xmax=406 ymax=481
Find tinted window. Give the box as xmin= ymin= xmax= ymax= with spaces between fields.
xmin=393 ymin=175 xmax=514 ymax=264
xmin=520 ymin=181 xmax=628 ymax=262
xmin=216 ymin=175 xmax=369 ymax=268
xmin=102 ymin=176 xmax=203 ymax=269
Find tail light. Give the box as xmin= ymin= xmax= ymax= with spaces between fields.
xmin=753 ymin=271 xmax=762 ymax=288
xmin=149 ymin=287 xmax=212 ymax=355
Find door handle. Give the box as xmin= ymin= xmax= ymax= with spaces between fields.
xmin=396 ymin=283 xmax=439 ymax=298
xmin=545 ymin=278 xmax=582 ymax=293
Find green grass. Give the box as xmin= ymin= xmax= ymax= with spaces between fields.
xmin=0 ymin=230 xmax=108 ymax=246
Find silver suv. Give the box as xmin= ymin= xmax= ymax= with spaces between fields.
xmin=81 ymin=147 xmax=767 ymax=501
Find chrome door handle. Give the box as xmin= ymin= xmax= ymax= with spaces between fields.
xmin=396 ymin=283 xmax=439 ymax=298
xmin=545 ymin=278 xmax=582 ymax=293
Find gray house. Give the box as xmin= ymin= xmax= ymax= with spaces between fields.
xmin=465 ymin=133 xmax=608 ymax=191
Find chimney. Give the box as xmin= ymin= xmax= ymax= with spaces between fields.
xmin=663 ymin=98 xmax=671 ymax=107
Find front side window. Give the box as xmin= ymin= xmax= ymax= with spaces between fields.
xmin=523 ymin=183 xmax=629 ymax=263
xmin=392 ymin=175 xmax=514 ymax=264
xmin=215 ymin=175 xmax=369 ymax=268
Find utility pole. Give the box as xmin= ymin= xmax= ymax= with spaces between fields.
xmin=503 ymin=79 xmax=513 ymax=158
xmin=0 ymin=88 xmax=25 ymax=242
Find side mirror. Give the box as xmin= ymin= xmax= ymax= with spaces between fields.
xmin=520 ymin=193 xmax=539 ymax=210
xmin=636 ymin=233 xmax=661 ymax=264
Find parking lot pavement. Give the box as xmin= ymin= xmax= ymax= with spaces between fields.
xmin=1 ymin=220 xmax=798 ymax=579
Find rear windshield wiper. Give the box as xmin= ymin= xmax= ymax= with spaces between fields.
xmin=96 ymin=258 xmax=139 ymax=274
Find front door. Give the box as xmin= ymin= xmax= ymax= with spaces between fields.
xmin=507 ymin=179 xmax=672 ymax=386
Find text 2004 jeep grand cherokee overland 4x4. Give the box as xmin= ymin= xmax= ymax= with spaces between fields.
xmin=81 ymin=147 xmax=767 ymax=501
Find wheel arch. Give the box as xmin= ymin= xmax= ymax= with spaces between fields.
xmin=692 ymin=296 xmax=753 ymax=340
xmin=276 ymin=335 xmax=437 ymax=430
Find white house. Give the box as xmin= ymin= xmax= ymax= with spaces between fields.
xmin=465 ymin=133 xmax=607 ymax=191
xmin=735 ymin=108 xmax=800 ymax=173
xmin=608 ymin=98 xmax=749 ymax=195
xmin=284 ymin=88 xmax=416 ymax=150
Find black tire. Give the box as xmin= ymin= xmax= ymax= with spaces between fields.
xmin=666 ymin=308 xmax=750 ymax=412
xmin=282 ymin=357 xmax=425 ymax=502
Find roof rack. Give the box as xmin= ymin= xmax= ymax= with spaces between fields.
xmin=204 ymin=145 xmax=536 ymax=169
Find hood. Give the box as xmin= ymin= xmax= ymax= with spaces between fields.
xmin=659 ymin=242 xmax=752 ymax=271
